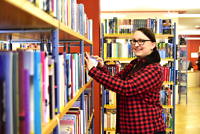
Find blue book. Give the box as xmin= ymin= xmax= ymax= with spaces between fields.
xmin=0 ymin=52 xmax=6 ymax=134
xmin=128 ymin=42 xmax=131 ymax=58
xmin=79 ymin=4 xmax=84 ymax=36
xmin=104 ymin=90 xmax=106 ymax=105
xmin=171 ymin=67 xmax=174 ymax=82
xmin=107 ymin=43 xmax=111 ymax=58
xmin=162 ymin=113 xmax=166 ymax=123
xmin=159 ymin=19 xmax=162 ymax=34
xmin=34 ymin=51 xmax=41 ymax=134
xmin=71 ymin=0 xmax=74 ymax=29
xmin=5 ymin=52 xmax=13 ymax=134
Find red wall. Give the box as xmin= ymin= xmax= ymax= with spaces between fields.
xmin=187 ymin=35 xmax=200 ymax=65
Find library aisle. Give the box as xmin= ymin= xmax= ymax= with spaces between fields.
xmin=175 ymin=86 xmax=200 ymax=134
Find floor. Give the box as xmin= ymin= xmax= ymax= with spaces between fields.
xmin=175 ymin=86 xmax=200 ymax=134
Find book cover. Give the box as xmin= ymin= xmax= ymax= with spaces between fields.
xmin=18 ymin=50 xmax=25 ymax=134
xmin=12 ymin=52 xmax=18 ymax=134
xmin=24 ymin=69 xmax=30 ymax=134
xmin=34 ymin=51 xmax=41 ymax=134
xmin=162 ymin=19 xmax=172 ymax=34
xmin=5 ymin=52 xmax=13 ymax=134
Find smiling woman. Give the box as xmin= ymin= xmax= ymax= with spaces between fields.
xmin=84 ymin=28 xmax=167 ymax=134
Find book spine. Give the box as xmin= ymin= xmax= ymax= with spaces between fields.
xmin=34 ymin=51 xmax=41 ymax=134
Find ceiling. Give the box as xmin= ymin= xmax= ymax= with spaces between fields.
xmin=100 ymin=0 xmax=200 ymax=35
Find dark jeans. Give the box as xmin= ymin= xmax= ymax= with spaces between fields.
xmin=154 ymin=131 xmax=166 ymax=134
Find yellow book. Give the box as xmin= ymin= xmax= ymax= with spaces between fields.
xmin=104 ymin=43 xmax=107 ymax=59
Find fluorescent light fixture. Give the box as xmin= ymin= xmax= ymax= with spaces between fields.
xmin=100 ymin=14 xmax=126 ymax=18
xmin=185 ymin=37 xmax=200 ymax=40
xmin=164 ymin=14 xmax=200 ymax=17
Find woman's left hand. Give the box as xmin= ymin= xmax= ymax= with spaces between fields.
xmin=84 ymin=53 xmax=94 ymax=71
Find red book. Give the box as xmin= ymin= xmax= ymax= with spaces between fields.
xmin=168 ymin=88 xmax=171 ymax=105
xmin=18 ymin=50 xmax=25 ymax=134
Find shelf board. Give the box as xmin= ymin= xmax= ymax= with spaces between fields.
xmin=104 ymin=105 xmax=116 ymax=109
xmin=104 ymin=58 xmax=135 ymax=62
xmin=104 ymin=129 xmax=116 ymax=131
xmin=180 ymin=45 xmax=186 ymax=47
xmin=42 ymin=78 xmax=93 ymax=134
xmin=166 ymin=129 xmax=173 ymax=132
xmin=104 ymin=58 xmax=174 ymax=62
xmin=104 ymin=128 xmax=173 ymax=132
xmin=162 ymin=105 xmax=173 ymax=109
xmin=59 ymin=23 xmax=93 ymax=45
xmin=0 ymin=0 xmax=58 ymax=29
xmin=85 ymin=111 xmax=94 ymax=134
xmin=163 ymin=82 xmax=174 ymax=85
xmin=104 ymin=34 xmax=174 ymax=39
xmin=161 ymin=58 xmax=174 ymax=62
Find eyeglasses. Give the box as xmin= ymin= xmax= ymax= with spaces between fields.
xmin=130 ymin=39 xmax=151 ymax=46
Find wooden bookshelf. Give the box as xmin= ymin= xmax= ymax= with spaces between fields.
xmin=0 ymin=0 xmax=58 ymax=29
xmin=162 ymin=105 xmax=173 ymax=109
xmin=104 ymin=34 xmax=174 ymax=39
xmin=42 ymin=78 xmax=93 ymax=134
xmin=163 ymin=82 xmax=174 ymax=85
xmin=0 ymin=0 xmax=93 ymax=45
xmin=85 ymin=111 xmax=94 ymax=134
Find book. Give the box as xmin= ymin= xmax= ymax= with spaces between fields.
xmin=34 ymin=51 xmax=41 ymax=134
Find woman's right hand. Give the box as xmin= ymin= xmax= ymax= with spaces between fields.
xmin=91 ymin=55 xmax=104 ymax=68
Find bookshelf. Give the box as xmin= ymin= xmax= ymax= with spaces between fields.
xmin=104 ymin=34 xmax=174 ymax=39
xmin=101 ymin=22 xmax=177 ymax=133
xmin=178 ymin=37 xmax=188 ymax=104
xmin=0 ymin=0 xmax=94 ymax=134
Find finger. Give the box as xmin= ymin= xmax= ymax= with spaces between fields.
xmin=84 ymin=57 xmax=88 ymax=64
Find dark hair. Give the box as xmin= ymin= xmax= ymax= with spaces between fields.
xmin=123 ymin=28 xmax=161 ymax=79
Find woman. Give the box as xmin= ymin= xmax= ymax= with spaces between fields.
xmin=84 ymin=28 xmax=166 ymax=134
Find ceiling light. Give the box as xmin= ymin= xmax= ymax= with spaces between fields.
xmin=164 ymin=14 xmax=200 ymax=17
xmin=195 ymin=25 xmax=200 ymax=28
xmin=100 ymin=14 xmax=126 ymax=18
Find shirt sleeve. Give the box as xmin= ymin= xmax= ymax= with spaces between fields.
xmin=88 ymin=65 xmax=163 ymax=96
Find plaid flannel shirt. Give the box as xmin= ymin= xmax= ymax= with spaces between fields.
xmin=88 ymin=58 xmax=166 ymax=134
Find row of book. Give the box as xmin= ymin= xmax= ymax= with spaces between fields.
xmin=160 ymin=86 xmax=173 ymax=106
xmin=60 ymin=92 xmax=93 ymax=134
xmin=103 ymin=39 xmax=136 ymax=59
xmin=0 ymin=42 xmax=40 ymax=51
xmin=162 ymin=65 xmax=174 ymax=83
xmin=103 ymin=112 xmax=116 ymax=129
xmin=162 ymin=112 xmax=173 ymax=129
xmin=0 ymin=50 xmax=90 ymax=134
xmin=157 ymin=43 xmax=174 ymax=59
xmin=103 ymin=40 xmax=175 ymax=60
xmin=28 ymin=0 xmax=93 ymax=41
xmin=103 ymin=66 xmax=120 ymax=106
xmin=103 ymin=18 xmax=172 ymax=35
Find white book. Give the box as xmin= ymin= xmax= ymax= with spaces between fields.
xmin=104 ymin=113 xmax=107 ymax=129
xmin=81 ymin=110 xmax=83 ymax=134
xmin=45 ymin=52 xmax=49 ymax=123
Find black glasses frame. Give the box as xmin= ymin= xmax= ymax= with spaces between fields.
xmin=130 ymin=39 xmax=151 ymax=45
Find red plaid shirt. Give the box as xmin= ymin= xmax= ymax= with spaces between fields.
xmin=88 ymin=58 xmax=166 ymax=134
